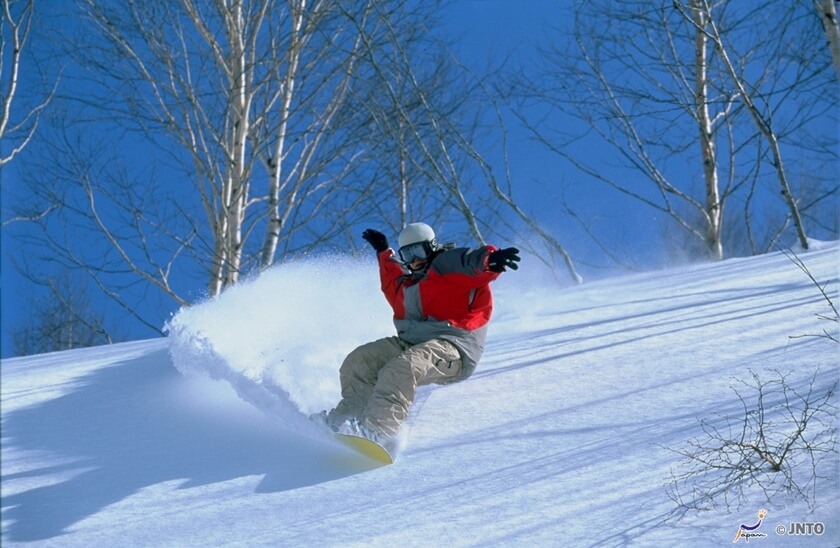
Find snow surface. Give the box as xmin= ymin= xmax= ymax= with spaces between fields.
xmin=2 ymin=243 xmax=839 ymax=546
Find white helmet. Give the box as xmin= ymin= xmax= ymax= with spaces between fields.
xmin=397 ymin=222 xmax=438 ymax=266
xmin=398 ymin=222 xmax=436 ymax=248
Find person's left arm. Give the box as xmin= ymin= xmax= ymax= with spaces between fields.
xmin=430 ymin=246 xmax=493 ymax=280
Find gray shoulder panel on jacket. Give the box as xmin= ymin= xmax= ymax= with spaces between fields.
xmin=431 ymin=247 xmax=488 ymax=276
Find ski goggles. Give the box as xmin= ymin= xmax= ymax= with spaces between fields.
xmin=398 ymin=241 xmax=431 ymax=264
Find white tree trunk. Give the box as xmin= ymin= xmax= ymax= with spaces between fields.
xmin=817 ymin=0 xmax=840 ymax=78
xmin=224 ymin=0 xmax=250 ymax=286
xmin=260 ymin=0 xmax=305 ymax=268
xmin=691 ymin=0 xmax=723 ymax=260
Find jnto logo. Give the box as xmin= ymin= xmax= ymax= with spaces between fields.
xmin=733 ymin=509 xmax=768 ymax=543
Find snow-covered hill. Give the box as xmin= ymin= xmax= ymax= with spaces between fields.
xmin=2 ymin=243 xmax=838 ymax=547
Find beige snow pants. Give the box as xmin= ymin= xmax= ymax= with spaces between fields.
xmin=333 ymin=336 xmax=462 ymax=436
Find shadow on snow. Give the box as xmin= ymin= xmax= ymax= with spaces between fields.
xmin=1 ymin=348 xmax=373 ymax=542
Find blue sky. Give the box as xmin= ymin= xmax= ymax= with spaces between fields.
xmin=1 ymin=0 xmax=837 ymax=358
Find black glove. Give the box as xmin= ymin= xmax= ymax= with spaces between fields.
xmin=488 ymin=247 xmax=521 ymax=273
xmin=362 ymin=229 xmax=389 ymax=253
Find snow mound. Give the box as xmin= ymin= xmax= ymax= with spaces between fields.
xmin=165 ymin=254 xmax=393 ymax=427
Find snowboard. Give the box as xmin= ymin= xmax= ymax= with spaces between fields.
xmin=334 ymin=433 xmax=393 ymax=465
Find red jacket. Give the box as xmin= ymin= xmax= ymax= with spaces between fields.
xmin=376 ymin=245 xmax=500 ymax=380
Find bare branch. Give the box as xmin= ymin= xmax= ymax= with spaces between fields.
xmin=0 ymin=0 xmax=57 ymax=167
xmin=782 ymin=247 xmax=839 ymax=343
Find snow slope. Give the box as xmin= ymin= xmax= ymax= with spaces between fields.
xmin=2 ymin=243 xmax=838 ymax=547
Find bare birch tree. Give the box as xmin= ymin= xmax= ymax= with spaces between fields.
xmin=71 ymin=0 xmax=379 ymax=295
xmin=509 ymin=0 xmax=734 ymax=260
xmin=676 ymin=0 xmax=811 ymax=251
xmin=347 ymin=3 xmax=583 ymax=281
xmin=510 ymin=0 xmax=837 ymax=260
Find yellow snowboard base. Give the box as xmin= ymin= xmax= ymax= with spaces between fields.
xmin=335 ymin=433 xmax=393 ymax=465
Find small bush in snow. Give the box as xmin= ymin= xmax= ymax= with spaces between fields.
xmin=666 ymin=368 xmax=838 ymax=512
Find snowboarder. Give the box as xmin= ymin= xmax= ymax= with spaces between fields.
xmin=315 ymin=222 xmax=520 ymax=447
